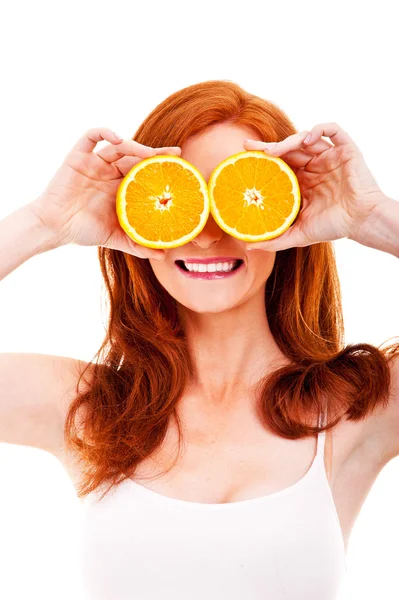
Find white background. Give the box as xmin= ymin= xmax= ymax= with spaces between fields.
xmin=1 ymin=1 xmax=399 ymax=598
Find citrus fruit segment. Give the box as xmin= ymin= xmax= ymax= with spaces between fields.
xmin=116 ymin=155 xmax=210 ymax=249
xmin=208 ymin=150 xmax=301 ymax=242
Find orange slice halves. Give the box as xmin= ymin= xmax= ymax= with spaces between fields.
xmin=208 ymin=151 xmax=301 ymax=242
xmin=116 ymin=155 xmax=209 ymax=249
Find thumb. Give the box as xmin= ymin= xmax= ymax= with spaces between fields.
xmin=246 ymin=225 xmax=310 ymax=252
xmin=103 ymin=228 xmax=166 ymax=260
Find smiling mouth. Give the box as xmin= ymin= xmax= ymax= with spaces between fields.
xmin=175 ymin=260 xmax=244 ymax=272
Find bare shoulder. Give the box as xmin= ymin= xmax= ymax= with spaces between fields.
xmin=0 ymin=352 xmax=95 ymax=457
xmin=50 ymin=355 xmax=96 ymax=460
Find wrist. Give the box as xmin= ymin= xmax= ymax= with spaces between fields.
xmin=0 ymin=204 xmax=62 ymax=281
xmin=348 ymin=194 xmax=399 ymax=258
xmin=25 ymin=199 xmax=64 ymax=253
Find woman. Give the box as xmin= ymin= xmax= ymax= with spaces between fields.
xmin=1 ymin=80 xmax=399 ymax=599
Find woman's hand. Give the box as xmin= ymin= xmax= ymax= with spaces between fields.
xmin=243 ymin=123 xmax=386 ymax=251
xmin=28 ymin=127 xmax=181 ymax=260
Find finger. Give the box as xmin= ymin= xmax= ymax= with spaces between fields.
xmin=268 ymin=149 xmax=314 ymax=170
xmin=153 ymin=146 xmax=182 ymax=155
xmin=96 ymin=138 xmax=157 ymax=163
xmin=270 ymin=146 xmax=338 ymax=170
xmin=112 ymin=155 xmax=147 ymax=176
xmin=303 ymin=122 xmax=355 ymax=149
xmin=96 ymin=143 xmax=181 ymax=164
xmin=71 ymin=127 xmax=126 ymax=154
xmin=110 ymin=148 xmax=183 ymax=177
xmin=246 ymin=223 xmax=313 ymax=252
xmin=244 ymin=138 xmax=329 ymax=154
xmin=244 ymin=140 xmax=331 ymax=173
xmin=104 ymin=227 xmax=166 ymax=260
xmin=244 ymin=131 xmax=332 ymax=157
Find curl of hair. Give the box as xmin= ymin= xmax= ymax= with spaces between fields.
xmin=63 ymin=79 xmax=399 ymax=501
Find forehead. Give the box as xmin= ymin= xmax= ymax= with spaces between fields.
xmin=180 ymin=122 xmax=261 ymax=183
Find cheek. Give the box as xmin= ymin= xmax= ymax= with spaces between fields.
xmin=148 ymin=253 xmax=171 ymax=272
xmin=249 ymin=251 xmax=276 ymax=270
xmin=148 ymin=260 xmax=180 ymax=288
xmin=250 ymin=253 xmax=277 ymax=282
xmin=148 ymin=259 xmax=167 ymax=277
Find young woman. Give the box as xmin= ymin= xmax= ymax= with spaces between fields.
xmin=1 ymin=80 xmax=399 ymax=599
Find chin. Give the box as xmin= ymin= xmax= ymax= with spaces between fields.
xmin=176 ymin=293 xmax=245 ymax=314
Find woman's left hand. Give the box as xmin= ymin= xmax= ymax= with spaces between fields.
xmin=243 ymin=123 xmax=386 ymax=251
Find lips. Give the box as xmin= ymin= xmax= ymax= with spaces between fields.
xmin=175 ymin=259 xmax=244 ymax=279
xmin=175 ymin=256 xmax=243 ymax=264
xmin=175 ymin=259 xmax=243 ymax=272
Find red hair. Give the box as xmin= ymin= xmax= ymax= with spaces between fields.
xmin=64 ymin=79 xmax=399 ymax=501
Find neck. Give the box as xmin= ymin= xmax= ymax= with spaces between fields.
xmin=177 ymin=288 xmax=288 ymax=411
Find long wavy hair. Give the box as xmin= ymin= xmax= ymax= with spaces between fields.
xmin=64 ymin=79 xmax=399 ymax=501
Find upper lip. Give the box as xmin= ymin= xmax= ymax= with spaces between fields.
xmin=176 ymin=256 xmax=243 ymax=264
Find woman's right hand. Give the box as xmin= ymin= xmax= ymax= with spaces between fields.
xmin=27 ymin=127 xmax=182 ymax=260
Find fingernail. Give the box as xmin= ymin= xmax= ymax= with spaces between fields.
xmin=304 ymin=133 xmax=312 ymax=144
xmin=113 ymin=132 xmax=123 ymax=140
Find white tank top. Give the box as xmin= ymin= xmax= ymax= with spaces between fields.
xmin=79 ymin=415 xmax=347 ymax=599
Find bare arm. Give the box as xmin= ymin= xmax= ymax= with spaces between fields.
xmin=0 ymin=205 xmax=73 ymax=452
xmin=0 ymin=203 xmax=61 ymax=281
xmin=0 ymin=205 xmax=89 ymax=456
xmin=0 ymin=352 xmax=91 ymax=456
xmin=367 ymin=354 xmax=399 ymax=463
xmin=0 ymin=127 xmax=176 ymax=458
xmin=349 ymin=195 xmax=399 ymax=258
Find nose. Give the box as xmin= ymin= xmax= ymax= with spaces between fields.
xmin=190 ymin=213 xmax=224 ymax=249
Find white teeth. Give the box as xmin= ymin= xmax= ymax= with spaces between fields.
xmin=183 ymin=260 xmax=238 ymax=273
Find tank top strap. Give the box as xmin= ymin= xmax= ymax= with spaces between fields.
xmin=316 ymin=409 xmax=327 ymax=460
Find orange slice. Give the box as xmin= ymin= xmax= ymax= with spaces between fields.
xmin=116 ymin=155 xmax=209 ymax=249
xmin=208 ymin=150 xmax=301 ymax=242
